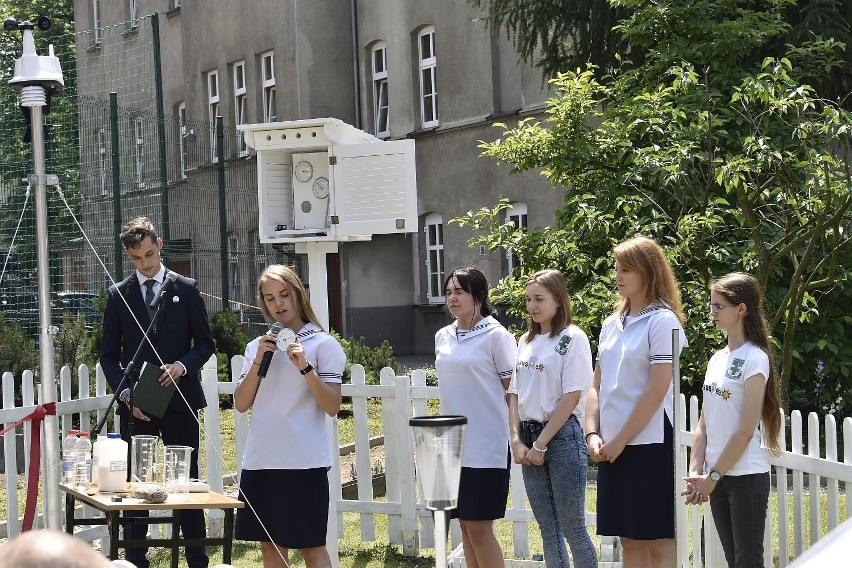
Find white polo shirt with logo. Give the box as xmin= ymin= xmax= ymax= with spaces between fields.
xmin=702 ymin=341 xmax=770 ymax=475
xmin=509 ymin=324 xmax=593 ymax=425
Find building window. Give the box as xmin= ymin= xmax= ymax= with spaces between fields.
xmin=261 ymin=52 xmax=276 ymax=122
xmin=207 ymin=70 xmax=220 ymax=161
xmin=173 ymin=0 xmax=181 ymax=8
xmin=425 ymin=213 xmax=444 ymax=303
xmin=418 ymin=27 xmax=437 ymax=128
xmin=133 ymin=117 xmax=145 ymax=189
xmin=177 ymin=102 xmax=187 ymax=180
xmin=233 ymin=61 xmax=248 ymax=156
xmin=505 ymin=202 xmax=528 ymax=276
xmin=127 ymin=0 xmax=139 ymax=30
xmin=228 ymin=234 xmax=241 ymax=305
xmin=371 ymin=43 xmax=389 ymax=137
xmin=91 ymin=0 xmax=102 ymax=46
xmin=97 ymin=128 xmax=107 ymax=196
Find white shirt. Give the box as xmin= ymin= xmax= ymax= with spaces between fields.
xmin=436 ymin=316 xmax=517 ymax=468
xmin=597 ymin=303 xmax=687 ymax=445
xmin=509 ymin=325 xmax=593 ymax=425
xmin=702 ymin=342 xmax=770 ymax=476
xmin=135 ymin=265 xmax=166 ymax=300
xmin=239 ymin=323 xmax=344 ymax=470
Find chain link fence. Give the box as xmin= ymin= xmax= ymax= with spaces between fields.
xmin=1 ymin=14 xmax=302 ymax=358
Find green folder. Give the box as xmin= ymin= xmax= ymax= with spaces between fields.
xmin=131 ymin=361 xmax=177 ymax=418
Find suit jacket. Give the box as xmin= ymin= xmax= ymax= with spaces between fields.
xmin=100 ymin=271 xmax=214 ymax=415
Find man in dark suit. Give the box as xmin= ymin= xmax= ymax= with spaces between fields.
xmin=101 ymin=217 xmax=214 ymax=568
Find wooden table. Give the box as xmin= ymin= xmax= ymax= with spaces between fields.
xmin=61 ymin=484 xmax=244 ymax=567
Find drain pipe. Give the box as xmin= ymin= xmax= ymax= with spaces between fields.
xmin=350 ymin=0 xmax=361 ymax=129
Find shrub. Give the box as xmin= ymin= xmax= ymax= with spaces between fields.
xmin=331 ymin=332 xmax=398 ymax=385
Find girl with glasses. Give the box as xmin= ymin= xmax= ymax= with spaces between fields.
xmin=683 ymin=272 xmax=782 ymax=568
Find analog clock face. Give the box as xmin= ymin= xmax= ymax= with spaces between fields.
xmin=294 ymin=160 xmax=313 ymax=182
xmin=312 ymin=177 xmax=329 ymax=199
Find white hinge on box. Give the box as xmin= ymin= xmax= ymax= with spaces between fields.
xmin=329 ymin=156 xmax=337 ymax=166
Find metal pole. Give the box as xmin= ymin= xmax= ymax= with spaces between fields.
xmin=151 ymin=13 xmax=171 ymax=260
xmin=110 ymin=92 xmax=123 ymax=279
xmin=217 ymin=116 xmax=229 ymax=312
xmin=24 ymin=88 xmax=61 ymax=529
xmin=434 ymin=509 xmax=448 ymax=568
xmin=672 ymin=329 xmax=685 ymax=567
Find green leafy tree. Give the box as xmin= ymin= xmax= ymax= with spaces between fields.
xmin=466 ymin=0 xmax=635 ymax=78
xmin=455 ymin=0 xmax=851 ymax=408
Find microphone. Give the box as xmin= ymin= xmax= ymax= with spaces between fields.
xmin=149 ymin=271 xmax=177 ymax=311
xmin=257 ymin=322 xmax=284 ymax=378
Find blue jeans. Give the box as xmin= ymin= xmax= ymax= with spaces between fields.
xmin=709 ymin=472 xmax=770 ymax=568
xmin=521 ymin=416 xmax=598 ymax=568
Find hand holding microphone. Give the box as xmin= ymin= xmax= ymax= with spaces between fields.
xmin=257 ymin=322 xmax=283 ymax=378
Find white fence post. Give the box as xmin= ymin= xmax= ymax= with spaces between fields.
xmin=380 ymin=368 xmax=402 ymax=544
xmin=201 ymin=354 xmax=223 ymax=538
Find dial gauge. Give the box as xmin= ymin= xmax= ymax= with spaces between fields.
xmin=294 ymin=160 xmax=313 ymax=182
xmin=312 ymin=177 xmax=329 ymax=199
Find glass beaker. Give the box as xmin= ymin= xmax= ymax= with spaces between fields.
xmin=163 ymin=445 xmax=193 ymax=500
xmin=131 ymin=435 xmax=159 ymax=484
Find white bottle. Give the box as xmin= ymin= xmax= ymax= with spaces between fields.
xmin=61 ymin=429 xmax=78 ymax=486
xmin=91 ymin=434 xmax=106 ymax=485
xmin=98 ymin=433 xmax=128 ymax=492
xmin=75 ymin=431 xmax=92 ymax=489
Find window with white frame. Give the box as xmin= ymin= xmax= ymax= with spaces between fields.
xmin=233 ymin=61 xmax=248 ymax=156
xmin=261 ymin=52 xmax=276 ymax=122
xmin=97 ymin=128 xmax=107 ymax=196
xmin=128 ymin=0 xmax=139 ymax=30
xmin=505 ymin=202 xmax=528 ymax=276
xmin=91 ymin=0 xmax=101 ymax=46
xmin=133 ymin=117 xmax=145 ymax=189
xmin=425 ymin=213 xmax=444 ymax=302
xmin=173 ymin=0 xmax=181 ymax=8
xmin=207 ymin=70 xmax=220 ymax=161
xmin=372 ymin=43 xmax=389 ymax=137
xmin=228 ymin=234 xmax=241 ymax=304
xmin=177 ymin=103 xmax=187 ymax=180
xmin=418 ymin=27 xmax=438 ymax=128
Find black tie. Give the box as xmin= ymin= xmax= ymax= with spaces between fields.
xmin=144 ymin=279 xmax=157 ymax=320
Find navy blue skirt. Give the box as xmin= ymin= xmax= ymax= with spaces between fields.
xmin=452 ymin=450 xmax=511 ymax=521
xmin=596 ymin=417 xmax=674 ymax=540
xmin=235 ymin=468 xmax=329 ymax=549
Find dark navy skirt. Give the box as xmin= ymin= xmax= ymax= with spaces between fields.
xmin=596 ymin=417 xmax=674 ymax=540
xmin=235 ymin=468 xmax=329 ymax=549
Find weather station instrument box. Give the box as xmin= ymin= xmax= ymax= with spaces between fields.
xmin=239 ymin=118 xmax=417 ymax=243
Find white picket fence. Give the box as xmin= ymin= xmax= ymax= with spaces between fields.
xmin=2 ymin=356 xmax=851 ymax=567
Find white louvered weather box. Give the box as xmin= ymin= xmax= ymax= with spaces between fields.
xmin=240 ymin=118 xmax=417 ymax=243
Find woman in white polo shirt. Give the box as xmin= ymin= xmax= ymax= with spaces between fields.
xmin=436 ymin=266 xmax=517 ymax=568
xmin=682 ymin=273 xmax=781 ymax=568
xmin=509 ymin=269 xmax=597 ymax=568
xmin=234 ymin=265 xmax=344 ymax=568
xmin=586 ymin=236 xmax=686 ymax=567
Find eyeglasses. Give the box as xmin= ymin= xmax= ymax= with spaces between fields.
xmin=709 ymin=303 xmax=733 ymax=314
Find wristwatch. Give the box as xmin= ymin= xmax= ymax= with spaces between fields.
xmin=708 ymin=468 xmax=722 ymax=482
xmin=299 ymin=363 xmax=314 ymax=376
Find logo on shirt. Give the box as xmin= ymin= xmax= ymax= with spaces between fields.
xmin=517 ymin=358 xmax=545 ymax=372
xmin=703 ymin=382 xmax=732 ymax=401
xmin=555 ymin=335 xmax=572 ymax=355
xmin=725 ymin=358 xmax=745 ymax=381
